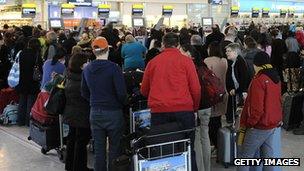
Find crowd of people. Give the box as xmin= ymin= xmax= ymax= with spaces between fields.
xmin=0 ymin=21 xmax=304 ymax=171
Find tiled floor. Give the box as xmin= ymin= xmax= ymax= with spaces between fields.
xmin=0 ymin=125 xmax=303 ymax=171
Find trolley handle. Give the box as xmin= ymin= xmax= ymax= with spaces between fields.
xmin=143 ymin=128 xmax=195 ymax=139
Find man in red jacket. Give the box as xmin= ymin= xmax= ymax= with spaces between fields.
xmin=141 ymin=32 xmax=201 ymax=171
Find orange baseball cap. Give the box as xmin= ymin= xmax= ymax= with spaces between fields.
xmin=91 ymin=37 xmax=109 ymax=50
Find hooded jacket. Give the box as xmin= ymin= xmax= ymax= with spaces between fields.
xmin=240 ymin=69 xmax=282 ymax=129
xmin=81 ymin=60 xmax=127 ymax=110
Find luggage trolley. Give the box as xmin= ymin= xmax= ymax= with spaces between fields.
xmin=132 ymin=132 xmax=192 ymax=171
xmin=129 ymin=100 xmax=192 ymax=171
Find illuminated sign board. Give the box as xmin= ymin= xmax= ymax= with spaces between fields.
xmin=162 ymin=5 xmax=173 ymax=16
xmin=22 ymin=4 xmax=36 ymax=18
xmin=132 ymin=4 xmax=144 ymax=16
xmin=252 ymin=8 xmax=260 ymax=18
xmin=98 ymin=4 xmax=110 ymax=18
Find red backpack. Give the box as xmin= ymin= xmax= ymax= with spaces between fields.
xmin=197 ymin=63 xmax=226 ymax=108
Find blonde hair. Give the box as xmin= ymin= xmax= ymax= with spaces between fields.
xmin=125 ymin=35 xmax=135 ymax=43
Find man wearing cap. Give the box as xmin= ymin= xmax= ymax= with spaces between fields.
xmin=81 ymin=37 xmax=127 ymax=171
xmin=237 ymin=51 xmax=282 ymax=171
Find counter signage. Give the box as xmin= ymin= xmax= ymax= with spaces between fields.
xmin=280 ymin=9 xmax=287 ymax=18
xmin=132 ymin=4 xmax=144 ymax=16
xmin=162 ymin=5 xmax=173 ymax=16
xmin=252 ymin=8 xmax=259 ymax=18
xmin=231 ymin=6 xmax=239 ymax=17
xmin=61 ymin=4 xmax=75 ymax=16
xmin=22 ymin=4 xmax=36 ymax=18
xmin=68 ymin=0 xmax=92 ymax=6
xmin=98 ymin=4 xmax=110 ymax=18
xmin=262 ymin=8 xmax=270 ymax=18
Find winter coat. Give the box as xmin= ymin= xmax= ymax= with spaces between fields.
xmin=240 ymin=71 xmax=282 ymax=129
xmin=15 ymin=48 xmax=43 ymax=95
xmin=63 ymin=71 xmax=90 ymax=128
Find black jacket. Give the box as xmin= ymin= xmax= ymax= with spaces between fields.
xmin=145 ymin=48 xmax=160 ymax=65
xmin=62 ymin=37 xmax=77 ymax=55
xmin=15 ymin=49 xmax=43 ymax=94
xmin=0 ymin=45 xmax=11 ymax=89
xmin=63 ymin=71 xmax=90 ymax=128
xmin=227 ymin=56 xmax=249 ymax=105
xmin=205 ymin=32 xmax=225 ymax=47
xmin=193 ymin=45 xmax=208 ymax=60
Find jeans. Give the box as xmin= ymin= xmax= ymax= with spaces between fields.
xmin=195 ymin=108 xmax=211 ymax=171
xmin=90 ymin=108 xmax=124 ymax=171
xmin=65 ymin=126 xmax=91 ymax=171
xmin=151 ymin=111 xmax=198 ymax=171
xmin=18 ymin=94 xmax=36 ymax=126
xmin=237 ymin=127 xmax=282 ymax=171
xmin=208 ymin=116 xmax=222 ymax=148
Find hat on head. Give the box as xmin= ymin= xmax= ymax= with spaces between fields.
xmin=253 ymin=51 xmax=271 ymax=66
xmin=91 ymin=37 xmax=108 ymax=50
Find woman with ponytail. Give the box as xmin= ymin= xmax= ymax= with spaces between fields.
xmin=41 ymin=46 xmax=66 ymax=89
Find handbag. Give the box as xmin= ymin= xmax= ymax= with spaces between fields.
xmin=33 ymin=53 xmax=42 ymax=82
xmin=7 ymin=51 xmax=22 ymax=88
xmin=45 ymin=79 xmax=66 ymax=116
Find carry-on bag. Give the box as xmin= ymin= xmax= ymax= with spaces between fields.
xmin=217 ymin=96 xmax=237 ymax=168
xmin=31 ymin=91 xmax=58 ymax=125
xmin=28 ymin=119 xmax=60 ymax=154
xmin=282 ymin=91 xmax=304 ymax=130
xmin=0 ymin=101 xmax=18 ymax=125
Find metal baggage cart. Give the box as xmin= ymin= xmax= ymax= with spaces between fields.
xmin=132 ymin=135 xmax=192 ymax=171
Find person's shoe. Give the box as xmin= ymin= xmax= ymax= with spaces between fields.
xmin=293 ymin=127 xmax=304 ymax=135
xmin=86 ymin=168 xmax=94 ymax=171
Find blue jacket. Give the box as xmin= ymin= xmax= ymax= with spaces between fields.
xmin=121 ymin=42 xmax=147 ymax=70
xmin=81 ymin=60 xmax=127 ymax=110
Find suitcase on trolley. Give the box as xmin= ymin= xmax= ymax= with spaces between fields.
xmin=28 ymin=115 xmax=67 ymax=160
xmin=217 ymin=96 xmax=237 ymax=168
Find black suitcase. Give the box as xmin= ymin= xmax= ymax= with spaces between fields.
xmin=282 ymin=91 xmax=304 ymax=130
xmin=28 ymin=120 xmax=60 ymax=154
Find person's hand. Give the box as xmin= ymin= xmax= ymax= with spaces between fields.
xmin=51 ymin=72 xmax=58 ymax=79
xmin=229 ymin=89 xmax=235 ymax=96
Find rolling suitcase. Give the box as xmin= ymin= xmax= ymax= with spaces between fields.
xmin=28 ymin=119 xmax=60 ymax=154
xmin=217 ymin=96 xmax=237 ymax=168
xmin=282 ymin=91 xmax=304 ymax=130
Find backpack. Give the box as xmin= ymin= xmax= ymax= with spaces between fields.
xmin=0 ymin=102 xmax=18 ymax=125
xmin=198 ymin=62 xmax=226 ymax=108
